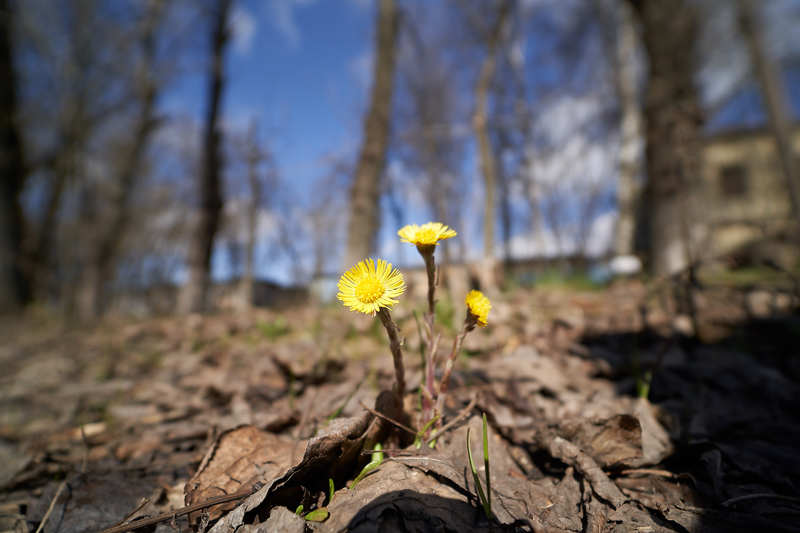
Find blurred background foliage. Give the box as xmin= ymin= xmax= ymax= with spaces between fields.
xmin=1 ymin=0 xmax=799 ymax=320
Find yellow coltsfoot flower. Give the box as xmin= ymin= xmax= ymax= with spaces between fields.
xmin=465 ymin=290 xmax=491 ymax=327
xmin=337 ymin=258 xmax=406 ymax=316
xmin=397 ymin=222 xmax=457 ymax=247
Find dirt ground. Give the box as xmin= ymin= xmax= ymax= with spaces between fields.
xmin=2 ymin=279 xmax=800 ymax=532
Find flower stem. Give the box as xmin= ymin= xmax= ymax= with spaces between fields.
xmin=417 ymin=248 xmax=440 ymax=426
xmin=422 ymin=250 xmax=436 ymax=317
xmin=378 ymin=308 xmax=405 ymax=397
xmin=436 ymin=321 xmax=469 ymax=417
xmin=420 ymin=330 xmax=438 ymax=427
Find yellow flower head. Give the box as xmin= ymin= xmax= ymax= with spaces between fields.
xmin=337 ymin=258 xmax=405 ymax=315
xmin=397 ymin=222 xmax=457 ymax=247
xmin=465 ymin=290 xmax=491 ymax=327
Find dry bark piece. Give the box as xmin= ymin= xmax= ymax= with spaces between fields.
xmin=561 ymin=414 xmax=644 ymax=469
xmin=632 ymin=397 xmax=674 ymax=466
xmin=207 ymin=412 xmax=372 ymax=533
xmin=323 ymin=416 xmax=600 ymax=532
xmin=325 ymin=460 xmax=503 ymax=532
xmin=184 ymin=425 xmax=295 ymax=527
xmin=532 ymin=429 xmax=626 ymax=509
xmin=7 ymin=285 xmax=800 ymax=533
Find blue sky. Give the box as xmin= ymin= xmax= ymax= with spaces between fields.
xmin=162 ymin=0 xmax=375 ymax=201
xmin=158 ymin=0 xmax=383 ymax=283
xmin=154 ymin=0 xmax=800 ymax=285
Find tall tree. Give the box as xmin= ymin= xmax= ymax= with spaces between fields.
xmin=241 ymin=121 xmax=264 ymax=310
xmin=25 ymin=0 xmax=97 ymax=303
xmin=81 ymin=0 xmax=164 ymax=318
xmin=396 ymin=9 xmax=465 ymax=266
xmin=180 ymin=0 xmax=232 ymax=312
xmin=607 ymin=0 xmax=643 ymax=258
xmin=0 ymin=0 xmax=30 ymax=311
xmin=469 ymin=0 xmax=511 ymax=288
xmin=344 ymin=0 xmax=398 ymax=269
xmin=737 ymin=0 xmax=800 ymax=230
xmin=628 ymin=0 xmax=704 ymax=276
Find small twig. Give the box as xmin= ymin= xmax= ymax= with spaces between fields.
xmin=617 ymin=468 xmax=696 ymax=487
xmin=99 ymin=488 xmax=255 ymax=533
xmin=426 ymin=332 xmax=440 ymax=393
xmin=387 ymin=455 xmax=455 ymax=467
xmin=722 ymin=493 xmax=800 ymax=507
xmin=618 ymin=468 xmax=678 ymax=479
xmin=421 ymin=331 xmax=440 ymax=422
xmin=435 ymin=322 xmax=469 ymax=417
xmin=358 ymin=400 xmax=417 ymax=436
xmin=426 ymin=395 xmax=477 ymax=445
xmin=35 ymin=480 xmax=67 ymax=533
xmin=534 ymin=430 xmax=626 ymax=509
xmin=106 ymin=498 xmax=151 ymax=531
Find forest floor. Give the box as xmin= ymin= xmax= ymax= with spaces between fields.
xmin=2 ymin=276 xmax=800 ymax=532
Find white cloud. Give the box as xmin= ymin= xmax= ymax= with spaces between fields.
xmin=535 ymin=93 xmax=606 ymax=146
xmin=268 ymin=0 xmax=317 ymax=48
xmin=584 ymin=211 xmax=615 ymax=257
xmin=506 ymin=210 xmax=614 ymax=259
xmin=505 ymin=90 xmax=619 ymax=260
xmin=230 ymin=6 xmax=257 ymax=55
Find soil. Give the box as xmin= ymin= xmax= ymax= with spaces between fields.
xmin=1 ymin=279 xmax=799 ymax=532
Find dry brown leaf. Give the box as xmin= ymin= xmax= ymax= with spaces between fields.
xmin=184 ymin=425 xmax=295 ymax=527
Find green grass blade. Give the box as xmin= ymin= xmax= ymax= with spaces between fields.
xmin=351 ymin=443 xmax=384 ymax=488
xmin=415 ymin=414 xmax=440 ymax=448
xmin=304 ymin=508 xmax=329 ymax=522
xmin=482 ymin=413 xmax=491 ymax=514
xmin=467 ymin=427 xmax=491 ymax=519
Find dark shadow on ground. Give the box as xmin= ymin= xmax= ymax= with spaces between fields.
xmin=579 ymin=307 xmax=800 ymax=531
xmin=342 ymin=490 xmax=530 ymax=532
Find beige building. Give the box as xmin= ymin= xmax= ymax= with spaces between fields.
xmin=700 ymin=126 xmax=800 ymax=265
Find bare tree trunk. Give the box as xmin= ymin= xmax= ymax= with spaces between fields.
xmin=738 ymin=0 xmax=800 ymax=229
xmin=629 ymin=0 xmax=704 ymax=276
xmin=612 ymin=0 xmax=643 ymax=257
xmin=180 ymin=0 xmax=231 ymax=313
xmin=241 ymin=121 xmax=262 ymax=310
xmin=27 ymin=5 xmax=94 ymax=304
xmin=472 ymin=0 xmax=511 ymax=289
xmin=86 ymin=1 xmax=162 ymax=317
xmin=344 ymin=0 xmax=398 ymax=268
xmin=0 ymin=0 xmax=30 ymax=312
xmin=496 ymin=126 xmax=513 ymax=266
xmin=507 ymin=32 xmax=540 ymax=261
xmin=30 ymin=119 xmax=84 ymax=302
xmin=398 ymin=14 xmax=463 ymax=268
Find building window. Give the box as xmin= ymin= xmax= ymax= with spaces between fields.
xmin=719 ymin=164 xmax=748 ymax=197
